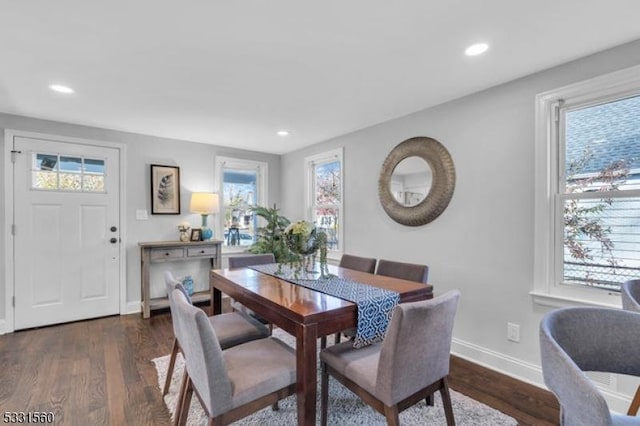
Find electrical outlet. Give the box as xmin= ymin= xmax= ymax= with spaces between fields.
xmin=507 ymin=322 xmax=520 ymax=342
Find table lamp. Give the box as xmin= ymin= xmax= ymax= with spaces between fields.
xmin=190 ymin=192 xmax=219 ymax=241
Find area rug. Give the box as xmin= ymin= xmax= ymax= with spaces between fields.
xmin=153 ymin=329 xmax=517 ymax=425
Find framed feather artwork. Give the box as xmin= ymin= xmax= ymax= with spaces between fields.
xmin=150 ymin=164 xmax=181 ymax=214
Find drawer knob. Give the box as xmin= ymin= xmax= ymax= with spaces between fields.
xmin=201 ymin=250 xmax=205 ymax=254
xmin=165 ymin=252 xmax=170 ymax=256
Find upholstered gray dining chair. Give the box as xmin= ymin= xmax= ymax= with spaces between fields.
xmin=320 ymin=290 xmax=460 ymax=426
xmin=540 ymin=307 xmax=640 ymax=425
xmin=228 ymin=253 xmax=276 ymax=269
xmin=621 ymin=279 xmax=640 ymax=416
xmin=227 ymin=254 xmax=276 ymax=329
xmin=162 ymin=272 xmax=269 ymax=396
xmin=376 ymin=259 xmax=429 ymax=283
xmin=339 ymin=254 xmax=377 ymax=274
xmin=168 ymin=288 xmax=297 ymax=425
xmin=333 ymin=258 xmax=429 ymax=346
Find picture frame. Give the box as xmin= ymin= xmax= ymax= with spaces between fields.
xmin=190 ymin=228 xmax=202 ymax=242
xmin=150 ymin=164 xmax=181 ymax=214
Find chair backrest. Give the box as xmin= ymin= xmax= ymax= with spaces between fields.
xmin=376 ymin=259 xmax=429 ymax=283
xmin=164 ymin=271 xmax=191 ymax=303
xmin=376 ymin=290 xmax=460 ymax=406
xmin=339 ymin=254 xmax=377 ymax=274
xmin=228 ymin=253 xmax=275 ymax=269
xmin=622 ymin=279 xmax=640 ymax=313
xmin=540 ymin=307 xmax=640 ymax=426
xmin=169 ymin=288 xmax=234 ymax=417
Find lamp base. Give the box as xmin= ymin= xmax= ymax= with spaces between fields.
xmin=201 ymin=227 xmax=213 ymax=241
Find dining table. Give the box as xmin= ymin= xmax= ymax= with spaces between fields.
xmin=210 ymin=263 xmax=433 ymax=426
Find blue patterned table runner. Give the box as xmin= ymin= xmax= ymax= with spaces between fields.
xmin=249 ymin=263 xmax=399 ymax=348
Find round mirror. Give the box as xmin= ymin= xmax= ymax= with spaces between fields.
xmin=379 ymin=137 xmax=455 ymax=226
xmin=390 ymin=157 xmax=432 ymax=206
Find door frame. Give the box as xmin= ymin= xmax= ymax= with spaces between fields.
xmin=3 ymin=129 xmax=128 ymax=333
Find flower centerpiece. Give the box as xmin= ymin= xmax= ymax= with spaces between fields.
xmin=283 ymin=220 xmax=329 ymax=277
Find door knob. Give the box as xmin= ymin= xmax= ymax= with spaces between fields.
xmin=110 ymin=237 xmax=118 ymax=244
xmin=110 ymin=226 xmax=117 ymax=232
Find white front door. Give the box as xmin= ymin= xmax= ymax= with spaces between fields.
xmin=12 ymin=136 xmax=121 ymax=329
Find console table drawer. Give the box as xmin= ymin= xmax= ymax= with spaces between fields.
xmin=150 ymin=248 xmax=185 ymax=261
xmin=187 ymin=246 xmax=218 ymax=257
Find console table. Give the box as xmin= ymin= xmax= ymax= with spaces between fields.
xmin=139 ymin=240 xmax=222 ymax=318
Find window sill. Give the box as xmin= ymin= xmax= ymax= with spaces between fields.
xmin=529 ymin=290 xmax=621 ymax=309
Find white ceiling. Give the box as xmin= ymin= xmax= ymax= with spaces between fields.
xmin=1 ymin=1 xmax=639 ymax=154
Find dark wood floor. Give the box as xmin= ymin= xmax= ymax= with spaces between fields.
xmin=0 ymin=312 xmax=559 ymax=425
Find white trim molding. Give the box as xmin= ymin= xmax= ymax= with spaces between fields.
xmin=126 ymin=301 xmax=141 ymax=315
xmin=0 ymin=319 xmax=7 ymax=335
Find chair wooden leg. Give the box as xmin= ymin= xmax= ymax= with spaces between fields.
xmin=174 ymin=369 xmax=189 ymax=426
xmin=178 ymin=377 xmax=194 ymax=426
xmin=383 ymin=405 xmax=400 ymax=426
xmin=425 ymin=393 xmax=434 ymax=406
xmin=440 ymin=377 xmax=455 ymax=426
xmin=163 ymin=338 xmax=180 ymax=396
xmin=334 ymin=332 xmax=341 ymax=344
xmin=321 ymin=363 xmax=329 ymax=426
xmin=628 ymin=385 xmax=640 ymax=416
xmin=271 ymin=402 xmax=279 ymax=411
xmin=320 ymin=336 xmax=327 ymax=349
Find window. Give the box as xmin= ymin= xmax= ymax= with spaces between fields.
xmin=305 ymin=148 xmax=343 ymax=253
xmin=215 ymin=157 xmax=267 ymax=248
xmin=31 ymin=152 xmax=106 ymax=192
xmin=534 ymin=65 xmax=640 ymax=305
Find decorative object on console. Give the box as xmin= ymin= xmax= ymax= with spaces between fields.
xmin=190 ymin=192 xmax=219 ymax=241
xmin=181 ymin=275 xmax=194 ymax=296
xmin=178 ymin=222 xmax=190 ymax=242
xmin=150 ymin=164 xmax=181 ymax=215
xmin=189 ymin=228 xmax=202 ymax=241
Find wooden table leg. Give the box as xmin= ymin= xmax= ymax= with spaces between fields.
xmin=296 ymin=322 xmax=318 ymax=426
xmin=211 ymin=281 xmax=222 ymax=315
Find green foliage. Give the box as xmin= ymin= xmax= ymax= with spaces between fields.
xmin=248 ymin=204 xmax=294 ymax=262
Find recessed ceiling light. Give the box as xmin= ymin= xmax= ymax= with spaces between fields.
xmin=277 ymin=130 xmax=289 ymax=136
xmin=465 ymin=43 xmax=489 ymax=56
xmin=49 ymin=84 xmax=74 ymax=94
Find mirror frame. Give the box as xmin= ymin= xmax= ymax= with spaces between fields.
xmin=378 ymin=137 xmax=456 ymax=226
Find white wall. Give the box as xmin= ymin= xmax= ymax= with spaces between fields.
xmin=280 ymin=39 xmax=640 ymax=411
xmin=0 ymin=113 xmax=280 ymax=324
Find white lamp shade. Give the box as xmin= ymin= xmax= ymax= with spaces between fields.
xmin=190 ymin=192 xmax=219 ymax=214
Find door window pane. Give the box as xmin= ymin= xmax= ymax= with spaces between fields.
xmin=30 ymin=153 xmax=107 ymax=193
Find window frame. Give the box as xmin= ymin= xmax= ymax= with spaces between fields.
xmin=214 ymin=156 xmax=268 ymax=252
xmin=533 ymin=64 xmax=640 ymax=308
xmin=304 ymin=148 xmax=344 ymax=259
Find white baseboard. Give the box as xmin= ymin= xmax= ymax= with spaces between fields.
xmin=451 ymin=337 xmax=633 ymax=415
xmin=0 ymin=319 xmax=7 ymax=335
xmin=126 ymin=301 xmax=141 ymax=315
xmin=451 ymin=337 xmax=545 ymax=388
